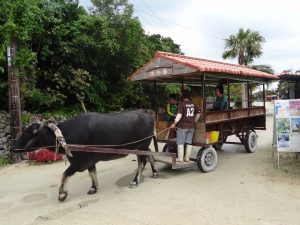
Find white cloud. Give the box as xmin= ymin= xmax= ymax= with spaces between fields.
xmin=130 ymin=0 xmax=300 ymax=73
xmin=80 ymin=0 xmax=300 ymax=73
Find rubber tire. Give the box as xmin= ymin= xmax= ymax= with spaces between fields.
xmin=162 ymin=143 xmax=177 ymax=156
xmin=212 ymin=143 xmax=223 ymax=151
xmin=196 ymin=147 xmax=218 ymax=173
xmin=244 ymin=130 xmax=257 ymax=153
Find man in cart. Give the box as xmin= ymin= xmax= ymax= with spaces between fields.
xmin=170 ymin=90 xmax=201 ymax=162
xmin=212 ymin=84 xmax=228 ymax=111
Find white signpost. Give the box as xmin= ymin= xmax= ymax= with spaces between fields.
xmin=274 ymin=99 xmax=300 ymax=167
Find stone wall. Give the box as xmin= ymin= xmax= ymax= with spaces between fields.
xmin=0 ymin=111 xmax=10 ymax=157
xmin=0 ymin=111 xmax=68 ymax=160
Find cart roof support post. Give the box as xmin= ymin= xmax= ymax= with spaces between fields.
xmin=227 ymin=78 xmax=230 ymax=118
xmin=263 ymin=83 xmax=266 ymax=107
xmin=247 ymin=81 xmax=250 ymax=108
xmin=154 ymin=81 xmax=158 ymax=120
xmin=202 ymin=72 xmax=206 ymax=122
xmin=241 ymin=83 xmax=248 ymax=109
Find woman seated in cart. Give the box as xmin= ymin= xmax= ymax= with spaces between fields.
xmin=212 ymin=84 xmax=228 ymax=111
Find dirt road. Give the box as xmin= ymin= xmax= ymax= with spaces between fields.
xmin=1 ymin=111 xmax=300 ymax=225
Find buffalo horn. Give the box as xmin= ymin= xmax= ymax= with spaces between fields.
xmin=39 ymin=120 xmax=46 ymax=130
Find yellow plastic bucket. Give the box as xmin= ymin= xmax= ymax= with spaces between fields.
xmin=210 ymin=131 xmax=220 ymax=143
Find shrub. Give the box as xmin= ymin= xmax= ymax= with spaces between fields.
xmin=0 ymin=157 xmax=10 ymax=168
xmin=27 ymin=149 xmax=63 ymax=162
xmin=21 ymin=112 xmax=34 ymax=125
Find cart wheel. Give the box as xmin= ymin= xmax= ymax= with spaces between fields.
xmin=212 ymin=143 xmax=223 ymax=151
xmin=196 ymin=147 xmax=218 ymax=173
xmin=162 ymin=143 xmax=177 ymax=155
xmin=244 ymin=130 xmax=257 ymax=153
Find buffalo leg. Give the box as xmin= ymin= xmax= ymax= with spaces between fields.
xmin=147 ymin=155 xmax=158 ymax=177
xmin=87 ymin=165 xmax=98 ymax=195
xmin=129 ymin=156 xmax=147 ymax=188
xmin=58 ymin=164 xmax=77 ymax=202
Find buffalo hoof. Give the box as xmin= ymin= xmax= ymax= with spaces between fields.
xmin=58 ymin=191 xmax=68 ymax=202
xmin=128 ymin=181 xmax=138 ymax=188
xmin=87 ymin=187 xmax=97 ymax=195
xmin=152 ymin=171 xmax=159 ymax=178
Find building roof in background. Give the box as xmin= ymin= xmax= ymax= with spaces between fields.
xmin=279 ymin=70 xmax=300 ymax=81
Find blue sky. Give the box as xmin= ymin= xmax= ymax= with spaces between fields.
xmin=79 ymin=0 xmax=300 ymax=74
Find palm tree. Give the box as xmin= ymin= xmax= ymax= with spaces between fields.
xmin=222 ymin=28 xmax=265 ymax=65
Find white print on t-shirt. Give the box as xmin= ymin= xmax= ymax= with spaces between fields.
xmin=186 ymin=107 xmax=194 ymax=117
xmin=185 ymin=104 xmax=194 ymax=107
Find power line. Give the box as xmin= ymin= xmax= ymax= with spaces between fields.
xmin=140 ymin=0 xmax=175 ymax=37
xmin=135 ymin=6 xmax=200 ymax=53
xmin=135 ymin=11 xmax=160 ymax=34
xmin=135 ymin=8 xmax=223 ymax=40
xmin=135 ymin=8 xmax=300 ymax=54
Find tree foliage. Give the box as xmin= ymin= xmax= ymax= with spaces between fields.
xmin=222 ymin=28 xmax=265 ymax=66
xmin=250 ymin=64 xmax=274 ymax=74
xmin=222 ymin=28 xmax=273 ymax=106
xmin=0 ymin=0 xmax=183 ymax=113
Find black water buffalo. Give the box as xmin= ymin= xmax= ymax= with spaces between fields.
xmin=14 ymin=111 xmax=158 ymax=201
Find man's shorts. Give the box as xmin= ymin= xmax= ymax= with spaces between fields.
xmin=176 ymin=128 xmax=194 ymax=145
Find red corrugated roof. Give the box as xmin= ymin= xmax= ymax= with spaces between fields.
xmin=128 ymin=51 xmax=278 ymax=80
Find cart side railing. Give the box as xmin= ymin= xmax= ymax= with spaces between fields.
xmin=204 ymin=106 xmax=265 ymax=124
xmin=155 ymin=106 xmax=266 ymax=147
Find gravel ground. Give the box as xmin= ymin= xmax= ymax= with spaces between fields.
xmin=1 ymin=103 xmax=300 ymax=225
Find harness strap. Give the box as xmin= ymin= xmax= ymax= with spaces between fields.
xmin=48 ymin=123 xmax=73 ymax=158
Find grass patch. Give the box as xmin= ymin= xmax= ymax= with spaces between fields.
xmin=0 ymin=156 xmax=10 ymax=168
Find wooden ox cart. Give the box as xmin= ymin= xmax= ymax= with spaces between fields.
xmin=128 ymin=51 xmax=278 ymax=172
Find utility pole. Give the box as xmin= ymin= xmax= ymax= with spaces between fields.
xmin=7 ymin=39 xmax=22 ymax=162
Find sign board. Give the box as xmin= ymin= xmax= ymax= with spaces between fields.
xmin=146 ymin=66 xmax=173 ymax=78
xmin=275 ymin=99 xmax=300 ymax=152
